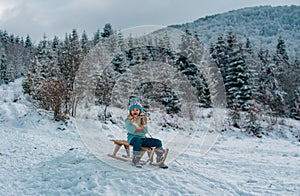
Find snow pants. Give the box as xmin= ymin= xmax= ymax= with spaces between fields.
xmin=130 ymin=137 xmax=162 ymax=155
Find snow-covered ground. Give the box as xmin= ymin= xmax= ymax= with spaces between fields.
xmin=1 ymin=79 xmax=300 ymax=196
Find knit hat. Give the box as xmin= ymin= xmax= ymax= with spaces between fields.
xmin=129 ymin=97 xmax=143 ymax=113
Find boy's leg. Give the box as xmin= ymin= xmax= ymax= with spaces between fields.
xmin=141 ymin=138 xmax=162 ymax=148
xmin=130 ymin=137 xmax=143 ymax=167
xmin=142 ymin=138 xmax=168 ymax=168
xmin=130 ymin=137 xmax=143 ymax=155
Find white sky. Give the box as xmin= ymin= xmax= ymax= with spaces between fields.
xmin=0 ymin=0 xmax=299 ymax=42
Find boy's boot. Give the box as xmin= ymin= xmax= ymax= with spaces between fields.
xmin=156 ymin=148 xmax=168 ymax=169
xmin=132 ymin=154 xmax=142 ymax=168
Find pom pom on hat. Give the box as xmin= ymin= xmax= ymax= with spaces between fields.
xmin=129 ymin=97 xmax=143 ymax=113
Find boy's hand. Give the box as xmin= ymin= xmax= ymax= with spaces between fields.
xmin=135 ymin=115 xmax=147 ymax=126
xmin=134 ymin=116 xmax=142 ymax=127
xmin=140 ymin=115 xmax=147 ymax=126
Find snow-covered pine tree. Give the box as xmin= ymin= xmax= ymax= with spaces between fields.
xmin=290 ymin=87 xmax=300 ymax=120
xmin=81 ymin=31 xmax=90 ymax=56
xmin=272 ymin=37 xmax=296 ymax=115
xmin=22 ymin=35 xmax=35 ymax=77
xmin=117 ymin=30 xmax=127 ymax=52
xmin=24 ymin=35 xmax=33 ymax=48
xmin=179 ymin=30 xmax=204 ymax=65
xmin=5 ymin=35 xmax=17 ymax=81
xmin=288 ymin=59 xmax=300 ymax=118
xmin=0 ymin=31 xmax=32 ymax=82
xmin=58 ymin=33 xmax=71 ymax=81
xmin=50 ymin=36 xmax=60 ymax=79
xmin=179 ymin=28 xmax=192 ymax=59
xmin=241 ymin=38 xmax=265 ymax=135
xmin=27 ymin=56 xmax=45 ymax=98
xmin=178 ymin=30 xmax=211 ymax=107
xmin=70 ymin=29 xmax=82 ymax=81
xmin=53 ymin=33 xmax=73 ymax=116
xmin=134 ymin=82 xmax=181 ymax=114
xmin=101 ymin=23 xmax=113 ymax=38
xmin=106 ymin=32 xmax=118 ymax=54
xmin=93 ymin=29 xmax=101 ymax=46
xmin=258 ymin=49 xmax=286 ymax=117
xmin=0 ymin=53 xmax=8 ymax=84
xmin=273 ymin=37 xmax=289 ymax=81
xmin=211 ymin=32 xmax=252 ymax=110
xmin=99 ymin=24 xmax=118 ymax=54
xmin=275 ymin=36 xmax=289 ymax=62
xmin=69 ymin=29 xmax=83 ymax=116
xmin=244 ymin=38 xmax=260 ymax=102
xmin=0 ymin=30 xmax=9 ymax=48
xmin=210 ymin=35 xmax=227 ymax=81
xmin=243 ymin=38 xmax=261 ymax=96
xmin=95 ymin=67 xmax=115 ymax=120
xmin=36 ymin=34 xmax=52 ymax=79
xmin=127 ymin=34 xmax=134 ymax=49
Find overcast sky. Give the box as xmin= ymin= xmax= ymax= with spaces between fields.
xmin=0 ymin=0 xmax=299 ymax=42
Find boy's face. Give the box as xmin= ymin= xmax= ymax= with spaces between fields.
xmin=131 ymin=108 xmax=140 ymax=117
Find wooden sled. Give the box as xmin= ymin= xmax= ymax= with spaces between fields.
xmin=107 ymin=139 xmax=169 ymax=166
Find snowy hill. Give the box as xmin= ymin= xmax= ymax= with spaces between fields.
xmin=1 ymin=79 xmax=300 ymax=195
xmin=170 ymin=5 xmax=300 ymax=57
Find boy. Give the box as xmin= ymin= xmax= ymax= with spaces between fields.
xmin=125 ymin=97 xmax=168 ymax=168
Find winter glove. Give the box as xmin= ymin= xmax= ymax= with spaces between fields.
xmin=134 ymin=116 xmax=141 ymax=126
xmin=135 ymin=114 xmax=147 ymax=127
xmin=140 ymin=114 xmax=147 ymax=126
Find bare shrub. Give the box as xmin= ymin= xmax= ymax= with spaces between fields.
xmin=36 ymin=80 xmax=68 ymax=121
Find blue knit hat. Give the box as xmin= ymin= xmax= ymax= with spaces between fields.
xmin=129 ymin=98 xmax=143 ymax=113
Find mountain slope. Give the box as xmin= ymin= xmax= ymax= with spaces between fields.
xmin=170 ymin=5 xmax=300 ymax=56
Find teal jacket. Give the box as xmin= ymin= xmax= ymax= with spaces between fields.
xmin=125 ymin=116 xmax=148 ymax=144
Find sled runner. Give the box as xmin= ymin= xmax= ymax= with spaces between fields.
xmin=107 ymin=139 xmax=169 ymax=166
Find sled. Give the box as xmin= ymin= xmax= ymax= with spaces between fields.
xmin=107 ymin=139 xmax=168 ymax=166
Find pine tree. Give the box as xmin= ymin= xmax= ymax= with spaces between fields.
xmin=272 ymin=37 xmax=294 ymax=116
xmin=127 ymin=34 xmax=134 ymax=49
xmin=105 ymin=32 xmax=118 ymax=53
xmin=211 ymin=32 xmax=253 ymax=109
xmin=211 ymin=35 xmax=227 ymax=80
xmin=0 ymin=53 xmax=8 ymax=84
xmin=14 ymin=36 xmax=20 ymax=44
xmin=81 ymin=30 xmax=90 ymax=56
xmin=58 ymin=33 xmax=71 ymax=81
xmin=290 ymin=87 xmax=300 ymax=120
xmin=258 ymin=49 xmax=286 ymax=116
xmin=54 ymin=34 xmax=72 ymax=116
xmin=178 ymin=29 xmax=211 ymax=107
xmin=275 ymin=36 xmax=289 ymax=62
xmin=36 ymin=34 xmax=52 ymax=79
xmin=101 ymin=23 xmax=113 ymax=38
xmin=179 ymin=28 xmax=192 ymax=59
xmin=24 ymin=35 xmax=33 ymax=48
xmin=245 ymin=38 xmax=253 ymax=54
xmin=117 ymin=30 xmax=127 ymax=51
xmin=287 ymin=59 xmax=300 ymax=117
xmin=50 ymin=36 xmax=61 ymax=79
xmin=93 ymin=29 xmax=100 ymax=46
xmin=22 ymin=35 xmax=35 ymax=77
xmin=25 ymin=56 xmax=44 ymax=97
xmin=1 ymin=30 xmax=9 ymax=46
xmin=69 ymin=29 xmax=82 ymax=116
xmin=70 ymin=29 xmax=82 ymax=85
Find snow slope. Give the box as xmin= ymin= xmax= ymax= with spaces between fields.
xmin=1 ymin=79 xmax=300 ymax=196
